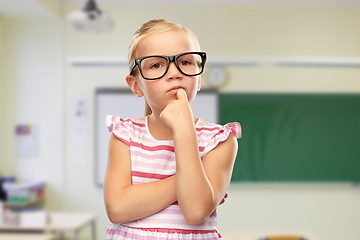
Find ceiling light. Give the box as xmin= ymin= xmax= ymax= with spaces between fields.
xmin=68 ymin=0 xmax=114 ymax=33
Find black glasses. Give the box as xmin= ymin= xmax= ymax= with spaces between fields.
xmin=129 ymin=52 xmax=207 ymax=80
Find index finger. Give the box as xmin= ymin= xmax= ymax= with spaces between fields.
xmin=176 ymin=88 xmax=187 ymax=100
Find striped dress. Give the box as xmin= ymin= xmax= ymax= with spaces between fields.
xmin=105 ymin=116 xmax=241 ymax=240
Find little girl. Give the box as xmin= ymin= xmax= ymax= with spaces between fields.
xmin=104 ymin=19 xmax=241 ymax=240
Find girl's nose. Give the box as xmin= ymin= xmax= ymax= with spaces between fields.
xmin=166 ymin=62 xmax=182 ymax=80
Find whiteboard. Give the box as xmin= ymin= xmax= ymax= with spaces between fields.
xmin=95 ymin=88 xmax=218 ymax=186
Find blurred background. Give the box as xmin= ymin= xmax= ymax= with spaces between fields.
xmin=0 ymin=0 xmax=360 ymax=239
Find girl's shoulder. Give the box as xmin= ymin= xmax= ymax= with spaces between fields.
xmin=196 ymin=119 xmax=241 ymax=157
xmin=105 ymin=115 xmax=146 ymax=147
xmin=105 ymin=115 xmax=146 ymax=130
xmin=196 ymin=119 xmax=241 ymax=139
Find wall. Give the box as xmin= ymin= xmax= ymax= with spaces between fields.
xmin=1 ymin=16 xmax=64 ymax=211
xmin=0 ymin=16 xmax=4 ymax=174
xmin=63 ymin=4 xmax=360 ymax=240
xmin=220 ymin=183 xmax=360 ymax=238
xmin=2 ymin=2 xmax=360 ymax=240
xmin=0 ymin=16 xmax=14 ymax=177
xmin=33 ymin=0 xmax=62 ymax=17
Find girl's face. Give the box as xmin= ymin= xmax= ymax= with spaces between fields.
xmin=131 ymin=30 xmax=202 ymax=115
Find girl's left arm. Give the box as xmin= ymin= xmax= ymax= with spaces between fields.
xmin=160 ymin=89 xmax=238 ymax=225
xmin=173 ymin=125 xmax=238 ymax=225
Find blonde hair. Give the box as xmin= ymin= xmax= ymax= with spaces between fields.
xmin=128 ymin=19 xmax=201 ymax=116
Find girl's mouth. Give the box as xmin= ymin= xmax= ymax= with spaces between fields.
xmin=167 ymin=86 xmax=184 ymax=94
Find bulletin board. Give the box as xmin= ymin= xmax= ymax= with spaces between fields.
xmin=95 ymin=88 xmax=218 ymax=186
xmin=220 ymin=93 xmax=360 ymax=182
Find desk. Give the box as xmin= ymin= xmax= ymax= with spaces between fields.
xmin=0 ymin=233 xmax=56 ymax=240
xmin=0 ymin=212 xmax=97 ymax=240
xmin=48 ymin=212 xmax=97 ymax=240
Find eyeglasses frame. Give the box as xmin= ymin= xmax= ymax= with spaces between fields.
xmin=129 ymin=51 xmax=207 ymax=80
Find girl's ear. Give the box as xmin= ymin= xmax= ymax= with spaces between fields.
xmin=126 ymin=75 xmax=144 ymax=97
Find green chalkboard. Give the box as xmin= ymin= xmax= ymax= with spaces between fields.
xmin=219 ymin=93 xmax=360 ymax=182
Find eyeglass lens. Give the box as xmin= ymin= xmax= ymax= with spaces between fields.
xmin=140 ymin=53 xmax=203 ymax=79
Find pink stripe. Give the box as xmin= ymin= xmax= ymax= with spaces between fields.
xmin=107 ymin=225 xmax=220 ymax=235
xmin=131 ymin=150 xmax=175 ymax=162
xmin=132 ymin=171 xmax=173 ymax=180
xmin=121 ymin=225 xmax=219 ymax=235
xmin=131 ymin=141 xmax=175 ymax=152
xmin=197 ymin=131 xmax=218 ymax=138
xmin=135 ymin=218 xmax=216 ymax=226
xmin=132 ymin=121 xmax=145 ymax=128
xmin=111 ymin=115 xmax=117 ymax=123
xmin=132 ymin=127 xmax=148 ymax=135
xmin=132 ymin=181 xmax=143 ymax=185
xmin=231 ymin=122 xmax=242 ymax=138
xmin=122 ymin=118 xmax=146 ymax=128
xmin=210 ymin=129 xmax=225 ymax=139
xmin=210 ymin=211 xmax=217 ymax=217
xmin=205 ymin=137 xmax=227 ymax=151
xmin=196 ymin=126 xmax=221 ymax=131
xmin=131 ymin=160 xmax=176 ymax=172
xmin=107 ymin=117 xmax=146 ymax=132
xmin=156 ymin=208 xmax=183 ymax=215
xmin=107 ymin=228 xmax=148 ymax=240
xmin=155 ymin=208 xmax=217 ymax=217
xmin=107 ymin=228 xmax=221 ymax=240
xmin=197 ymin=123 xmax=241 ymax=141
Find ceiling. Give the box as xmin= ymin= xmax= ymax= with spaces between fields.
xmin=66 ymin=0 xmax=360 ymax=5
xmin=1 ymin=0 xmax=360 ymax=18
xmin=0 ymin=0 xmax=55 ymax=18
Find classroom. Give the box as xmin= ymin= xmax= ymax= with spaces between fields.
xmin=0 ymin=0 xmax=360 ymax=240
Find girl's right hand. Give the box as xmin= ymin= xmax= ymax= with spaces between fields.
xmin=219 ymin=192 xmax=228 ymax=206
xmin=213 ymin=192 xmax=229 ymax=214
xmin=160 ymin=88 xmax=194 ymax=133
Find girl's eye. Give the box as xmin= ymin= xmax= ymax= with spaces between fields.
xmin=150 ymin=63 xmax=163 ymax=69
xmin=180 ymin=60 xmax=191 ymax=66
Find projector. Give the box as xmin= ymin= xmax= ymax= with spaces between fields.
xmin=68 ymin=0 xmax=114 ymax=33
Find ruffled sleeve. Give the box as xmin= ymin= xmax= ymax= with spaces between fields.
xmin=105 ymin=115 xmax=132 ymax=148
xmin=198 ymin=121 xmax=241 ymax=158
